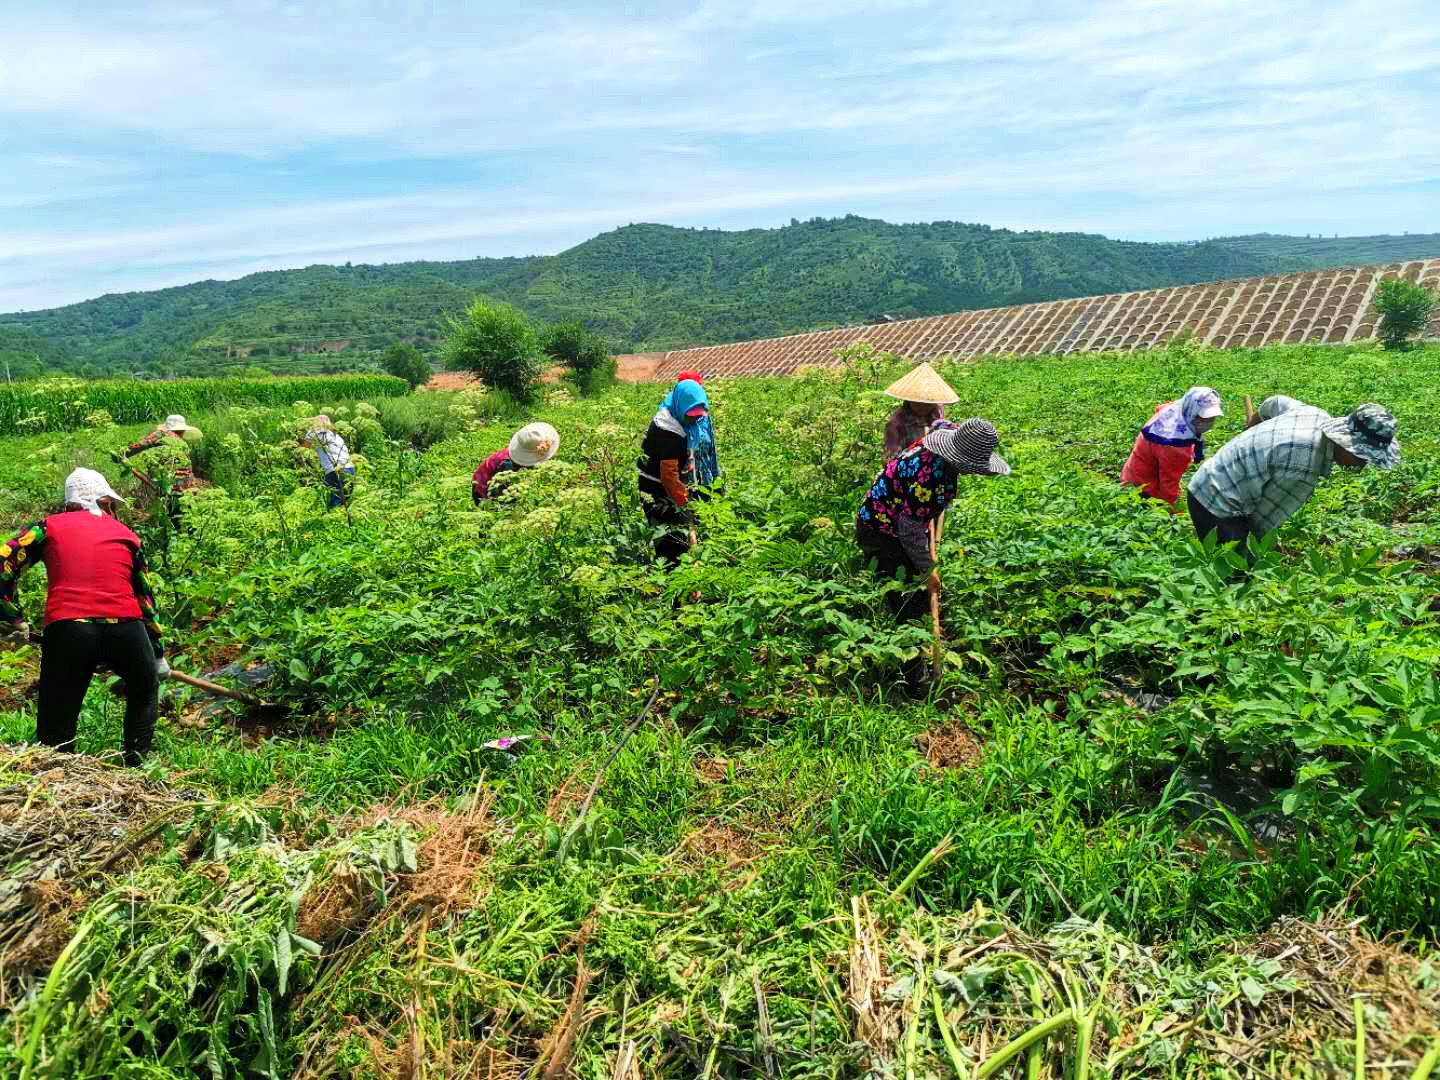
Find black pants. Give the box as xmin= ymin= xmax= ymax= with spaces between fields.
xmin=855 ymin=522 xmax=930 ymax=623
xmin=39 ymin=620 xmax=158 ymax=766
xmin=1187 ymin=491 xmax=1254 ymax=563
xmin=644 ymin=499 xmax=692 ymax=567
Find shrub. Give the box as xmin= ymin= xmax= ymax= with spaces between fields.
xmin=542 ymin=321 xmax=615 ymax=395
xmin=442 ymin=299 xmax=544 ymax=404
xmin=1373 ymin=278 xmax=1436 ymax=350
xmin=381 ymin=342 xmax=432 ymax=390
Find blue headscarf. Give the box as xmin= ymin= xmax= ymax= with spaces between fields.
xmin=659 ymin=379 xmax=720 ymax=486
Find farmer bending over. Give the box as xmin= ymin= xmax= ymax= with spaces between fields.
xmin=472 ymin=423 xmax=560 ymax=503
xmin=115 ymin=413 xmax=203 ymax=523
xmin=1120 ymin=387 xmax=1222 ymax=506
xmin=0 ymin=469 xmax=167 ymax=766
xmin=301 ymin=415 xmax=355 ymax=509
xmin=882 ymin=363 xmax=958 ymax=461
xmin=1186 ymin=400 xmax=1399 ymax=558
xmin=856 ymin=419 xmax=1009 ymax=689
xmin=637 ymin=379 xmax=710 ymax=566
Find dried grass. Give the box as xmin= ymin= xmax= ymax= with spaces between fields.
xmin=0 ymin=745 xmax=195 ymax=1006
xmin=915 ymin=721 xmax=984 ymax=770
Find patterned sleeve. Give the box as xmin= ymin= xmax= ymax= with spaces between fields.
xmin=896 ymin=514 xmax=935 ymax=573
xmin=124 ymin=430 xmax=164 ymax=458
xmin=131 ymin=544 xmax=165 ymax=656
xmin=0 ymin=522 xmax=46 ymax=625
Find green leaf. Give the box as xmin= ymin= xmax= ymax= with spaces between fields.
xmin=1240 ymin=976 xmax=1265 ymax=1007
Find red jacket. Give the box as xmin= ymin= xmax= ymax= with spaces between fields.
xmin=41 ymin=511 xmax=146 ymax=624
xmin=472 ymin=448 xmax=519 ymax=501
xmin=1120 ymin=431 xmax=1195 ymax=504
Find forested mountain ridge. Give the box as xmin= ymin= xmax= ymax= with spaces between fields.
xmin=5 ymin=216 xmax=1438 ymax=377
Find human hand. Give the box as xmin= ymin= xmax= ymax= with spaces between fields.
xmin=928 ymin=570 xmax=942 ymax=593
xmin=2 ymin=621 xmax=29 ymax=644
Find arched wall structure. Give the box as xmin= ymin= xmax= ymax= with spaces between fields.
xmin=617 ymin=258 xmax=1440 ymax=382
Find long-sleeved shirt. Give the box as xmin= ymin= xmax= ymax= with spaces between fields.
xmin=1259 ymin=395 xmax=1304 ymax=421
xmin=125 ymin=429 xmax=198 ymax=490
xmin=883 ymin=404 xmax=945 ymax=461
xmin=1187 ymin=404 xmax=1335 ymax=536
xmin=307 ymin=429 xmax=351 ymax=472
xmin=1121 ymin=432 xmax=1195 ymax=504
xmin=0 ymin=515 xmax=164 ymax=656
xmin=472 ymin=448 xmax=521 ymax=501
xmin=637 ymin=418 xmax=694 ymax=508
xmin=856 ymin=445 xmax=957 ymax=571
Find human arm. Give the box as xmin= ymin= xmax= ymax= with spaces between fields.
xmin=659 ymin=460 xmax=689 ymax=507
xmin=882 ymin=410 xmax=906 ymax=461
xmin=473 ymin=450 xmax=505 ymax=501
xmin=122 ymin=430 xmax=165 ymax=459
xmin=131 ymin=545 xmax=165 ymax=658
xmin=896 ymin=514 xmax=935 ymax=575
xmin=0 ymin=522 xmax=45 ymax=629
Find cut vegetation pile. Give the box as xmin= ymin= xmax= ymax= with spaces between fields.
xmin=1 ymin=339 xmax=1439 ymax=1075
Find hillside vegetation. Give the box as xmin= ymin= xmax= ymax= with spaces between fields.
xmin=1 ymin=339 xmax=1438 ymax=1076
xmin=6 ymin=217 xmax=1439 ymax=378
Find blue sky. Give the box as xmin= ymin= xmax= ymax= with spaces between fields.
xmin=3 ymin=0 xmax=1437 ymax=312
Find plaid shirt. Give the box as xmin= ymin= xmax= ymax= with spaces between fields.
xmin=1188 ymin=405 xmax=1335 ymax=536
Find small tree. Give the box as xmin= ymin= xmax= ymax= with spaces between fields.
xmin=1373 ymin=279 xmax=1436 ymax=350
xmin=382 ymin=341 xmax=432 ymax=390
xmin=542 ymin=321 xmax=615 ymax=394
xmin=442 ymin=298 xmax=544 ymax=403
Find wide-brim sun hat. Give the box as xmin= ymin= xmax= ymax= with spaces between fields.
xmin=163 ymin=414 xmax=199 ymax=433
xmin=1321 ymin=403 xmax=1400 ymax=469
xmin=64 ymin=467 xmax=127 ymax=516
xmin=883 ymin=362 xmax=959 ymax=405
xmin=923 ymin=418 xmax=1010 ymax=476
xmin=509 ymin=422 xmax=560 ymax=467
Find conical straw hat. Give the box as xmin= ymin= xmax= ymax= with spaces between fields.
xmin=883 ymin=362 xmax=958 ymax=405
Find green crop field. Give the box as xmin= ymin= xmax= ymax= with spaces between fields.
xmin=1 ymin=339 xmax=1438 ymax=1077
xmin=0 ymin=373 xmax=408 ymax=436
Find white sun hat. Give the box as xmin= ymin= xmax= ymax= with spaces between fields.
xmin=883 ymin=362 xmax=959 ymax=405
xmin=64 ymin=468 xmax=127 ymax=516
xmin=163 ymin=414 xmax=199 ymax=433
xmin=508 ymin=422 xmax=560 ymax=467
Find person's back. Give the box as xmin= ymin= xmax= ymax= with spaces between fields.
xmin=1188 ymin=405 xmax=1333 ymax=535
xmin=38 ymin=511 xmax=146 ymax=625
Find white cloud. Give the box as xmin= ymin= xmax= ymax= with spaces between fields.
xmin=1 ymin=0 xmax=1436 ymax=310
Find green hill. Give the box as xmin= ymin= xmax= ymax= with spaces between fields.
xmin=1208 ymin=231 xmax=1440 ymax=267
xmin=4 ymin=216 xmax=1437 ymax=376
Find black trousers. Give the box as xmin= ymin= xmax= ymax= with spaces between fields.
xmin=39 ymin=620 xmax=159 ymax=766
xmin=1187 ymin=491 xmax=1254 ymax=563
xmin=644 ymin=499 xmax=692 ymax=567
xmin=855 ymin=521 xmax=930 ymax=623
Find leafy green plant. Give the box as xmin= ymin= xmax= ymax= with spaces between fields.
xmin=1373 ymin=278 xmax=1437 ymax=349
xmin=380 ymin=341 xmax=432 ymax=389
xmin=442 ymin=298 xmax=544 ymax=404
xmin=542 ymin=321 xmax=615 ymax=395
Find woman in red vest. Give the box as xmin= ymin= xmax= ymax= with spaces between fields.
xmin=0 ymin=469 xmax=167 ymax=766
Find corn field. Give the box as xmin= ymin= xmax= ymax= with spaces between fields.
xmin=0 ymin=374 xmax=409 ymax=435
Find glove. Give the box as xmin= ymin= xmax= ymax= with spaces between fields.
xmin=3 ymin=621 xmax=29 ymax=644
xmin=156 ymin=657 xmax=171 ymax=680
xmin=109 ymin=450 xmax=125 ymax=464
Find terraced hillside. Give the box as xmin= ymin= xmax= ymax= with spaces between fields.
xmin=639 ymin=258 xmax=1440 ymax=380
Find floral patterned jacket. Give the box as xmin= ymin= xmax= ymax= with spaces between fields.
xmin=856 ymin=445 xmax=957 ymax=571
